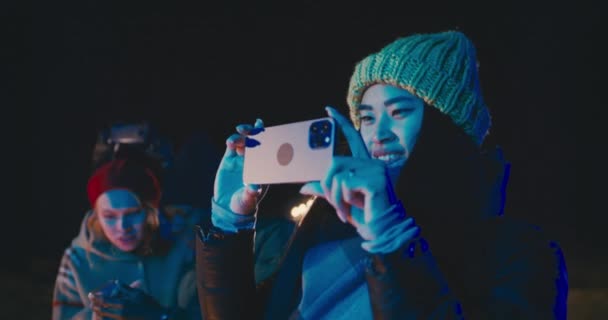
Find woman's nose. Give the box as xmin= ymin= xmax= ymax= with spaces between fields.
xmin=372 ymin=116 xmax=396 ymax=144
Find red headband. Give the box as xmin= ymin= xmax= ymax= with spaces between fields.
xmin=87 ymin=158 xmax=161 ymax=208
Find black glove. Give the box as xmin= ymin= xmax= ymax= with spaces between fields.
xmin=89 ymin=280 xmax=168 ymax=320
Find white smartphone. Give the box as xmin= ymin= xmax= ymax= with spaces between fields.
xmin=243 ymin=117 xmax=336 ymax=185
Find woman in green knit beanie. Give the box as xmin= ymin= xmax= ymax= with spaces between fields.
xmin=195 ymin=30 xmax=568 ymax=319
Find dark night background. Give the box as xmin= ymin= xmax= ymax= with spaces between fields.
xmin=14 ymin=0 xmax=605 ymax=317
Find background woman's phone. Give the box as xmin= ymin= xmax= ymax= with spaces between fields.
xmin=243 ymin=117 xmax=336 ymax=184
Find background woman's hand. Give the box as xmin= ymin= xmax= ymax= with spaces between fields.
xmin=88 ymin=280 xmax=165 ymax=320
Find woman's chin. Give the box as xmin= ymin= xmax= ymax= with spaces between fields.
xmin=113 ymin=239 xmax=140 ymax=252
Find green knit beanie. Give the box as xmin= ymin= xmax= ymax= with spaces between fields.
xmin=347 ymin=30 xmax=491 ymax=146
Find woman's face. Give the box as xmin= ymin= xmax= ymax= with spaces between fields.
xmin=358 ymin=84 xmax=425 ymax=180
xmin=95 ymin=189 xmax=147 ymax=252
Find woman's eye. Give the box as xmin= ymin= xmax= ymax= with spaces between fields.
xmin=392 ymin=108 xmax=413 ymax=117
xmin=359 ymin=114 xmax=374 ymax=123
xmin=128 ymin=210 xmax=144 ymax=218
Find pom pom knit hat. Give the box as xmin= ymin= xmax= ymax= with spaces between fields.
xmin=347 ymin=30 xmax=491 ymax=146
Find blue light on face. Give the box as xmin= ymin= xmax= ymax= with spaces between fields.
xmin=97 ymin=189 xmax=146 ymax=229
xmin=126 ymin=209 xmax=147 ymax=227
xmin=100 ymin=208 xmax=145 ymax=227
xmin=104 ymin=189 xmax=140 ymax=208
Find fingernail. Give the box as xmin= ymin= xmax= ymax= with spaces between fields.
xmin=245 ymin=138 xmax=261 ymax=147
xmin=249 ymin=127 xmax=265 ymax=135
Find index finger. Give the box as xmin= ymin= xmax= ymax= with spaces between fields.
xmin=325 ymin=106 xmax=370 ymax=159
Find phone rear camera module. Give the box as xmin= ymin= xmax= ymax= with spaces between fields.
xmin=309 ymin=119 xmax=333 ymax=149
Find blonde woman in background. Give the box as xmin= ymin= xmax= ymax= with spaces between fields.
xmin=52 ymin=157 xmax=202 ymax=320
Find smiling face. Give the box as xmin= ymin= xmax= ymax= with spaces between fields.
xmin=94 ymin=189 xmax=147 ymax=252
xmin=357 ymin=84 xmax=425 ymax=181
